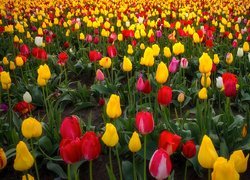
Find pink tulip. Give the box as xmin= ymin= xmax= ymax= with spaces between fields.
xmin=232 ymin=39 xmax=238 ymax=48
xmin=86 ymin=34 xmax=93 ymax=42
xmin=156 ymin=30 xmax=162 ymax=38
xmin=96 ymin=69 xmax=105 ymax=81
xmin=180 ymin=58 xmax=188 ymax=69
xmin=136 ymin=76 xmax=145 ymax=92
xmin=169 ymin=57 xmax=180 ymax=73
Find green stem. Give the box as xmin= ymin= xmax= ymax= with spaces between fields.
xmin=133 ymin=153 xmax=137 ymax=180
xmin=74 ymin=165 xmax=78 ymax=180
xmin=42 ymin=87 xmax=48 ymax=122
xmin=116 ymin=146 xmax=123 ymax=180
xmin=31 ymin=139 xmax=40 ymax=180
xmin=25 ymin=173 xmax=29 ymax=180
xmin=143 ymin=135 xmax=147 ymax=180
xmin=89 ymin=160 xmax=93 ymax=180
xmin=68 ymin=164 xmax=71 ymax=180
xmin=109 ymin=147 xmax=113 ymax=174
xmin=184 ymin=160 xmax=188 ymax=180
xmin=208 ymin=168 xmax=211 ymax=180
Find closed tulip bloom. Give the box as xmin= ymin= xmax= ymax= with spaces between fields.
xmin=81 ymin=131 xmax=101 ymax=160
xmin=164 ymin=47 xmax=172 ymax=58
xmin=23 ymin=91 xmax=32 ymax=103
xmin=19 ymin=43 xmax=30 ymax=56
xmin=198 ymin=135 xmax=218 ymax=168
xmin=79 ymin=33 xmax=85 ymax=40
xmin=198 ymin=87 xmax=208 ymax=100
xmin=15 ymin=56 xmax=24 ymax=67
xmin=89 ymin=50 xmax=102 ymax=62
xmin=226 ymin=53 xmax=233 ymax=65
xmin=193 ymin=32 xmax=201 ymax=43
xmin=149 ymin=149 xmax=172 ymax=179
xmin=216 ymin=77 xmax=223 ymax=89
xmin=136 ymin=76 xmax=145 ymax=92
xmin=34 ymin=36 xmax=43 ymax=47
xmin=182 ymin=140 xmax=196 ymax=158
xmin=101 ymin=123 xmax=119 ymax=147
xmin=222 ymin=73 xmax=238 ymax=97
xmin=21 ymin=117 xmax=42 ymax=139
xmin=106 ymin=94 xmax=122 ymax=119
xmin=60 ymin=138 xmax=82 ymax=164
xmin=140 ymin=47 xmax=154 ymax=67
xmin=57 ymin=52 xmax=69 ymax=66
xmin=158 ymin=130 xmax=181 ymax=155
xmin=177 ymin=92 xmax=185 ymax=103
xmin=96 ymin=69 xmax=105 ymax=81
xmin=107 ymin=45 xmax=117 ymax=58
xmin=213 ymin=54 xmax=220 ymax=64
xmin=37 ymin=77 xmax=46 ymax=86
xmin=37 ymin=64 xmax=51 ymax=80
xmin=128 ymin=131 xmax=142 ymax=153
xmin=169 ymin=57 xmax=180 ymax=73
xmin=243 ymin=42 xmax=249 ymax=52
xmin=127 ymin=45 xmax=133 ymax=54
xmin=157 ymin=86 xmax=172 ymax=106
xmin=9 ymin=61 xmax=16 ymax=70
xmin=99 ymin=57 xmax=112 ymax=68
xmin=135 ymin=111 xmax=154 ymax=135
xmin=152 ymin=44 xmax=160 ymax=56
xmin=201 ymin=75 xmax=211 ymax=87
xmin=0 ymin=148 xmax=7 ymax=170
xmin=236 ymin=48 xmax=244 ymax=57
xmin=229 ymin=150 xmax=249 ymax=173
xmin=3 ymin=57 xmax=9 ymax=65
xmin=212 ymin=157 xmax=239 ymax=180
xmin=180 ymin=58 xmax=188 ymax=68
xmin=60 ymin=116 xmax=81 ymax=139
xmin=1 ymin=71 xmax=11 ymax=90
xmin=22 ymin=174 xmax=34 ymax=180
xmin=155 ymin=62 xmax=169 ymax=84
xmin=142 ymin=79 xmax=152 ymax=94
xmin=14 ymin=141 xmax=34 ymax=171
xmin=172 ymin=42 xmax=184 ymax=55
xmin=122 ymin=56 xmax=132 ymax=72
xmin=199 ymin=53 xmax=213 ymax=73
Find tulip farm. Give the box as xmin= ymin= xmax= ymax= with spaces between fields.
xmin=1 ymin=0 xmax=250 ymax=179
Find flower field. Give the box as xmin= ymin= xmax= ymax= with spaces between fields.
xmin=0 ymin=0 xmax=250 ymax=179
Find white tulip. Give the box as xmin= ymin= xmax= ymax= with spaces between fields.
xmin=125 ymin=21 xmax=130 ymax=27
xmin=34 ymin=36 xmax=43 ymax=47
xmin=23 ymin=91 xmax=32 ymax=103
xmin=237 ymin=48 xmax=244 ymax=57
xmin=248 ymin=53 xmax=250 ymax=62
xmin=216 ymin=77 xmax=223 ymax=89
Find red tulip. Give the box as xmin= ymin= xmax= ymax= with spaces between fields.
xmin=14 ymin=101 xmax=35 ymax=116
xmin=122 ymin=30 xmax=134 ymax=39
xmin=31 ymin=47 xmax=39 ymax=58
xmin=45 ymin=36 xmax=53 ymax=44
xmin=57 ymin=52 xmax=69 ymax=66
xmin=93 ymin=36 xmax=99 ymax=44
xmin=135 ymin=111 xmax=154 ymax=135
xmin=19 ymin=44 xmax=30 ymax=57
xmin=149 ymin=149 xmax=172 ymax=179
xmin=142 ymin=79 xmax=152 ymax=94
xmin=107 ymin=45 xmax=117 ymax=58
xmin=59 ymin=138 xmax=82 ymax=164
xmin=149 ymin=35 xmax=155 ymax=43
xmin=81 ymin=131 xmax=101 ymax=160
xmin=60 ymin=116 xmax=81 ymax=139
xmin=158 ymin=130 xmax=181 ymax=155
xmin=157 ymin=86 xmax=172 ymax=106
xmin=38 ymin=48 xmax=48 ymax=61
xmin=63 ymin=41 xmax=70 ymax=49
xmin=182 ymin=140 xmax=196 ymax=158
xmin=89 ymin=50 xmax=102 ymax=62
xmin=222 ymin=73 xmax=238 ymax=97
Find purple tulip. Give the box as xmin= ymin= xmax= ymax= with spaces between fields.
xmin=156 ymin=30 xmax=162 ymax=38
xmin=0 ymin=103 xmax=8 ymax=112
xmin=169 ymin=57 xmax=180 ymax=73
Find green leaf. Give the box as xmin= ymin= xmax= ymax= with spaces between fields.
xmin=219 ymin=138 xmax=229 ymax=158
xmin=71 ymin=102 xmax=95 ymax=113
xmin=38 ymin=136 xmax=53 ymax=153
xmin=106 ymin=164 xmax=116 ymax=180
xmin=47 ymin=161 xmax=67 ymax=179
xmin=122 ymin=161 xmax=133 ymax=180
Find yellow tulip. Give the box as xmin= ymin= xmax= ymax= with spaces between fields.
xmin=79 ymin=33 xmax=85 ymax=40
xmin=122 ymin=56 xmax=132 ymax=72
xmin=14 ymin=35 xmax=19 ymax=43
xmin=152 ymin=44 xmax=160 ymax=56
xmin=128 ymin=131 xmax=141 ymax=153
xmin=140 ymin=47 xmax=154 ymax=67
xmin=37 ymin=64 xmax=51 ymax=80
xmin=201 ymin=75 xmax=211 ymax=87
xmin=118 ymin=34 xmax=123 ymax=41
xmin=99 ymin=57 xmax=112 ymax=69
xmin=241 ymin=124 xmax=247 ymax=138
xmin=15 ymin=56 xmax=24 ymax=67
xmin=199 ymin=53 xmax=213 ymax=73
xmin=226 ymin=53 xmax=233 ymax=65
xmin=172 ymin=42 xmax=184 ymax=55
xmin=163 ymin=47 xmax=172 ymax=58
xmin=229 ymin=150 xmax=249 ymax=173
xmin=193 ymin=32 xmax=200 ymax=43
xmin=74 ymin=23 xmax=80 ymax=30
xmin=213 ymin=54 xmax=220 ymax=64
xmin=0 ymin=148 xmax=7 ymax=170
xmin=198 ymin=135 xmax=218 ymax=168
xmin=37 ymin=28 xmax=43 ymax=36
xmin=127 ymin=45 xmax=134 ymax=55
xmin=212 ymin=157 xmax=239 ymax=180
xmin=3 ymin=57 xmax=9 ymax=65
xmin=140 ymin=43 xmax=145 ymax=50
xmin=22 ymin=174 xmax=34 ymax=180
xmin=9 ymin=61 xmax=16 ymax=70
xmin=21 ymin=117 xmax=42 ymax=139
xmin=1 ymin=71 xmax=11 ymax=90
xmin=243 ymin=42 xmax=249 ymax=52
xmin=101 ymin=123 xmax=119 ymax=147
xmin=177 ymin=92 xmax=185 ymax=103
xmin=37 ymin=76 xmax=47 ymax=87
xmin=106 ymin=94 xmax=122 ymax=119
xmin=14 ymin=141 xmax=34 ymax=171
xmin=155 ymin=61 xmax=169 ymax=84
xmin=198 ymin=87 xmax=208 ymax=100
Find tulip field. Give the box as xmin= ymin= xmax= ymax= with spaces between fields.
xmin=1 ymin=0 xmax=250 ymax=179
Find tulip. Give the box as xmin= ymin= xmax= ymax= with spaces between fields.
xmin=101 ymin=123 xmax=119 ymax=147
xmin=199 ymin=53 xmax=213 ymax=74
xmin=57 ymin=52 xmax=69 ymax=66
xmin=34 ymin=36 xmax=43 ymax=47
xmin=81 ymin=131 xmax=101 ymax=160
xmin=164 ymin=47 xmax=172 ymax=58
xmin=60 ymin=138 xmax=82 ymax=164
xmin=180 ymin=58 xmax=188 ymax=68
xmin=14 ymin=141 xmax=34 ymax=171
xmin=122 ymin=56 xmax=132 ymax=72
xmin=0 ymin=148 xmax=7 ymax=170
xmin=127 ymin=45 xmax=133 ymax=54
xmin=198 ymin=88 xmax=208 ymax=100
xmin=1 ymin=71 xmax=11 ymax=90
xmin=222 ymin=73 xmax=238 ymax=97
xmin=177 ymin=92 xmax=185 ymax=103
xmin=0 ymin=103 xmax=8 ymax=112
xmin=172 ymin=42 xmax=184 ymax=55
xmin=140 ymin=47 xmax=154 ymax=67
xmin=96 ymin=69 xmax=105 ymax=81
xmin=128 ymin=131 xmax=142 ymax=153
xmin=198 ymin=135 xmax=218 ymax=168
xmin=193 ymin=32 xmax=201 ymax=43
xmin=226 ymin=53 xmax=233 ymax=65
xmin=14 ymin=101 xmax=34 ymax=115
xmin=107 ymin=45 xmax=117 ymax=58
xmin=15 ymin=56 xmax=24 ymax=67
xmin=86 ymin=34 xmax=93 ymax=42
xmin=236 ymin=48 xmax=244 ymax=57
xmin=140 ymin=43 xmax=145 ymax=50
xmin=232 ymin=39 xmax=238 ymax=48
xmin=229 ymin=150 xmax=249 ymax=173
xmin=19 ymin=44 xmax=30 ymax=57
xmin=158 ymin=130 xmax=181 ymax=155
xmin=21 ymin=117 xmax=42 ymax=139
xmin=99 ymin=57 xmax=112 ymax=68
xmin=60 ymin=116 xmax=81 ymax=139
xmin=135 ymin=111 xmax=154 ymax=135
xmin=37 ymin=64 xmax=51 ymax=81
xmin=169 ymin=57 xmax=180 ymax=73
xmin=149 ymin=149 xmax=172 ymax=179
xmin=212 ymin=157 xmax=239 ymax=180
xmin=156 ymin=30 xmax=162 ymax=38
xmin=243 ymin=42 xmax=249 ymax=52
xmin=248 ymin=53 xmax=250 ymax=62
xmin=89 ymin=50 xmax=102 ymax=62
xmin=3 ymin=57 xmax=9 ymax=65
xmin=136 ymin=76 xmax=145 ymax=92
xmin=157 ymin=86 xmax=172 ymax=106
xmin=182 ymin=140 xmax=196 ymax=158
xmin=213 ymin=54 xmax=220 ymax=64
xmin=106 ymin=94 xmax=122 ymax=119
xmin=22 ymin=174 xmax=34 ymax=180
xmin=152 ymin=44 xmax=160 ymax=56
xmin=9 ymin=61 xmax=16 ymax=70
xmin=142 ymin=79 xmax=152 ymax=94
xmin=201 ymin=75 xmax=211 ymax=87
xmin=216 ymin=77 xmax=223 ymax=89
xmin=23 ymin=91 xmax=32 ymax=103
xmin=155 ymin=62 xmax=169 ymax=84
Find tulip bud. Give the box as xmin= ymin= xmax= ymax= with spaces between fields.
xmin=122 ymin=56 xmax=132 ymax=72
xmin=101 ymin=123 xmax=119 ymax=147
xmin=60 ymin=138 xmax=82 ymax=164
xmin=140 ymin=47 xmax=154 ymax=67
xmin=136 ymin=76 xmax=145 ymax=92
xmin=180 ymin=58 xmax=188 ymax=68
xmin=237 ymin=48 xmax=244 ymax=57
xmin=213 ymin=54 xmax=220 ymax=64
xmin=128 ymin=131 xmax=142 ymax=153
xmin=1 ymin=71 xmax=11 ymax=90
xmin=0 ymin=148 xmax=7 ymax=170
xmin=216 ymin=77 xmax=223 ymax=89
xmin=23 ymin=91 xmax=32 ymax=103
xmin=99 ymin=57 xmax=112 ymax=68
xmin=96 ymin=69 xmax=105 ymax=81
xmin=3 ymin=57 xmax=9 ymax=65
xmin=242 ymin=124 xmax=247 ymax=138
xmin=243 ymin=42 xmax=249 ymax=52
xmin=60 ymin=116 xmax=81 ymax=139
xmin=152 ymin=44 xmax=160 ymax=56
xmin=127 ymin=45 xmax=133 ymax=54
xmin=14 ymin=141 xmax=34 ymax=171
xmin=34 ymin=36 xmax=43 ymax=47
xmin=21 ymin=117 xmax=42 ymax=139
xmin=106 ymin=94 xmax=122 ymax=119
xmin=182 ymin=140 xmax=196 ymax=158
xmin=155 ymin=61 xmax=169 ymax=84
xmin=169 ymin=57 xmax=180 ymax=73
xmin=199 ymin=53 xmax=213 ymax=73
xmin=198 ymin=135 xmax=218 ymax=168
xmin=164 ymin=47 xmax=172 ymax=58
xmin=229 ymin=150 xmax=249 ymax=173
xmin=149 ymin=149 xmax=172 ymax=179
xmin=135 ymin=111 xmax=154 ymax=135
xmin=177 ymin=92 xmax=185 ymax=103
xmin=157 ymin=86 xmax=172 ymax=106
xmin=142 ymin=79 xmax=152 ymax=94
xmin=226 ymin=53 xmax=233 ymax=65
